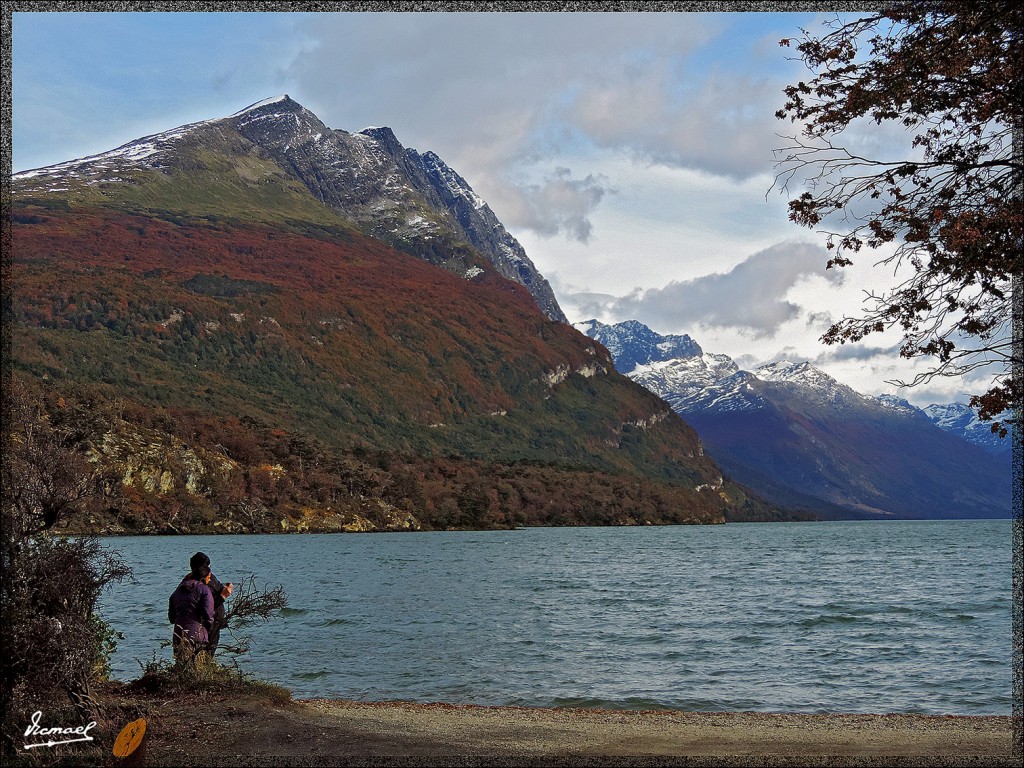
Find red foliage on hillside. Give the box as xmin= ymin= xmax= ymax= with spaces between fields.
xmin=9 ymin=204 xmax=778 ymax=529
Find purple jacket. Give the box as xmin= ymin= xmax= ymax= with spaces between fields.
xmin=168 ymin=576 xmax=215 ymax=646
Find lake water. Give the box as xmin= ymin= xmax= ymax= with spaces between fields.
xmin=96 ymin=520 xmax=1013 ymax=715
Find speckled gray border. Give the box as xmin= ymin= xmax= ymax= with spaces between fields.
xmin=1 ymin=3 xmax=1021 ymax=765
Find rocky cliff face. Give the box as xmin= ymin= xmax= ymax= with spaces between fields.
xmin=230 ymin=97 xmax=567 ymax=323
xmin=79 ymin=418 xmax=423 ymax=536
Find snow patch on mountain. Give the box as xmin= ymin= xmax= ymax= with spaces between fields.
xmin=875 ymin=394 xmax=922 ymax=417
xmin=757 ymin=360 xmax=833 ymax=390
xmin=579 ymin=320 xmax=930 ymax=417
xmin=416 ymin=150 xmax=488 ymax=211
xmin=14 ymin=121 xmax=209 ymax=183
xmin=230 ymin=95 xmax=290 ymax=116
xmin=923 ymin=402 xmax=1012 ymax=455
xmin=924 ymin=402 xmax=976 ymax=430
xmin=755 ymin=360 xmax=879 ymax=408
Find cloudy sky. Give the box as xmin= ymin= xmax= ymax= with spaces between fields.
xmin=11 ymin=9 xmax=986 ymax=405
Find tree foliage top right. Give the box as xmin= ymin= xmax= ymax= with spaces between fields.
xmin=774 ymin=1 xmax=1021 ymax=435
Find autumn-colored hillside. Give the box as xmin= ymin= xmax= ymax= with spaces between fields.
xmin=10 ymin=201 xmax=787 ymax=531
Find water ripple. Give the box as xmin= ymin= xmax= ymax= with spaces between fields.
xmin=97 ymin=520 xmax=1011 ymax=715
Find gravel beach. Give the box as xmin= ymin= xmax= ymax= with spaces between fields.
xmin=142 ymin=695 xmax=1017 ymax=767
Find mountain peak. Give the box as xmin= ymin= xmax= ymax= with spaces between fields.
xmin=576 ymin=319 xmax=702 ymax=374
xmin=229 ymin=94 xmax=296 ymax=117
xmin=876 ymin=393 xmax=919 ymax=415
xmin=757 ymin=360 xmax=824 ymax=385
xmin=12 ymin=96 xmax=568 ymax=323
xmin=358 ymin=125 xmax=405 ymax=155
xmin=756 ymin=359 xmax=803 ymax=375
xmin=754 ymin=359 xmax=873 ymax=407
xmin=229 ymin=94 xmax=329 ymax=146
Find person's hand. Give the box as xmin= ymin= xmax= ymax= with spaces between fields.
xmin=222 ymin=583 xmax=235 ymax=598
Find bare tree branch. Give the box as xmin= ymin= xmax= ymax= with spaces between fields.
xmin=774 ymin=2 xmax=1022 ymax=433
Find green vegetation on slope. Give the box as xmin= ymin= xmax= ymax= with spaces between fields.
xmin=10 ymin=204 xmax=785 ymax=529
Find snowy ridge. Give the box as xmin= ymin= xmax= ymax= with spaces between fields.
xmin=875 ymin=394 xmax=922 ymax=417
xmin=924 ymin=402 xmax=976 ymax=430
xmin=14 ymin=96 xmax=305 ymax=184
xmin=12 ymin=95 xmax=307 ymax=185
xmin=13 ymin=120 xmax=211 ymax=183
xmin=630 ymin=355 xmax=762 ymax=413
xmin=230 ymin=95 xmax=290 ymax=116
xmin=580 ymin=320 xmax=925 ymax=417
xmin=757 ymin=360 xmax=840 ymax=392
xmin=756 ymin=360 xmax=861 ymax=406
xmin=13 ymin=94 xmax=315 ymax=184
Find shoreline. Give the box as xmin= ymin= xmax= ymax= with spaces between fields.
xmin=71 ymin=515 xmax=1015 ymax=539
xmin=139 ymin=692 xmax=1018 ymax=767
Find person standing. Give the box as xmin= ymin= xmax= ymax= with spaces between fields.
xmin=167 ymin=562 xmax=214 ymax=659
xmin=188 ymin=551 xmax=234 ymax=655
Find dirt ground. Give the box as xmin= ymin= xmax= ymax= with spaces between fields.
xmin=97 ymin=690 xmax=1017 ymax=767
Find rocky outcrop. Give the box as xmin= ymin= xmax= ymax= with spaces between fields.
xmin=278 ymin=502 xmax=421 ymax=534
xmin=81 ymin=421 xmax=423 ymax=535
xmin=91 ymin=423 xmax=236 ymax=497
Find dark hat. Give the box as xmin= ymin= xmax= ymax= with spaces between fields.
xmin=190 ymin=564 xmax=211 ymax=581
xmin=190 ymin=552 xmax=211 ymax=571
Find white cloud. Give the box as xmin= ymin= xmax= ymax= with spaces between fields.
xmin=601 ymin=241 xmax=842 ymax=337
xmin=568 ymin=65 xmax=788 ymax=180
xmin=486 ymin=168 xmax=610 ymax=244
xmin=285 ymin=12 xmax=799 ymax=243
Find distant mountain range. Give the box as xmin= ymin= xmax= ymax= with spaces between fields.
xmin=920 ymin=402 xmax=1013 ymax=459
xmin=578 ymin=320 xmax=1012 ymax=519
xmin=10 ymin=96 xmax=788 ymax=533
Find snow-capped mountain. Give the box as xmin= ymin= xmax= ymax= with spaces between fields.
xmin=573 ymin=319 xmax=702 ymax=373
xmin=874 ymin=393 xmax=925 ymax=417
xmin=579 ymin=319 xmax=1011 ymax=519
xmin=923 ymin=402 xmax=1013 ymax=456
xmin=631 ymin=358 xmax=757 ymax=414
xmin=577 ymin=320 xmax=870 ymax=414
xmin=14 ymin=95 xmax=566 ymax=323
xmin=757 ymin=360 xmax=860 ymax=403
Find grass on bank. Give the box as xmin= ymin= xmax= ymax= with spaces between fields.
xmin=130 ymin=650 xmax=292 ymax=705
